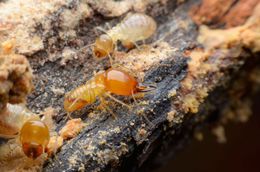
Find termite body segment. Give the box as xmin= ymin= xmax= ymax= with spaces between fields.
xmin=93 ymin=13 xmax=157 ymax=58
xmin=64 ymin=72 xmax=106 ymax=113
xmin=64 ymin=68 xmax=150 ymax=113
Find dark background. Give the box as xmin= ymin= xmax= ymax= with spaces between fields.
xmin=157 ymin=93 xmax=260 ymax=172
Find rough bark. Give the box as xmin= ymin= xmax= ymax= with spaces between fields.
xmin=0 ymin=0 xmax=259 ymax=171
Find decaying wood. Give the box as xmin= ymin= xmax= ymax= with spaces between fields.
xmin=0 ymin=0 xmax=259 ymax=171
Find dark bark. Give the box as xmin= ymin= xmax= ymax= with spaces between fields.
xmin=9 ymin=0 xmax=257 ymax=171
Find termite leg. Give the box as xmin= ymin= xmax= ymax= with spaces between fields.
xmin=104 ymin=92 xmax=131 ymax=109
xmin=133 ymin=42 xmax=141 ymax=50
xmin=99 ymin=97 xmax=117 ymax=119
xmin=66 ymin=96 xmax=81 ymax=119
xmin=51 ymin=136 xmax=61 ymax=163
xmin=113 ymin=43 xmax=118 ymax=54
xmin=95 ymin=26 xmax=108 ymax=34
xmin=105 ymin=23 xmax=112 ymax=30
xmin=131 ymin=91 xmax=138 ymax=106
xmin=107 ymin=53 xmax=115 ymax=67
xmin=66 ymin=112 xmax=73 ymax=120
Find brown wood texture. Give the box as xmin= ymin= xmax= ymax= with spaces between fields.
xmin=0 ymin=0 xmax=259 ymax=171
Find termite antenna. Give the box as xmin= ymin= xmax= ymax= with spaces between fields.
xmin=79 ymin=43 xmax=95 ymax=52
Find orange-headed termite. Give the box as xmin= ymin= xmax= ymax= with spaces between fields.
xmin=64 ymin=68 xmax=155 ymax=115
xmin=93 ymin=13 xmax=157 ymax=58
xmin=0 ymin=104 xmax=58 ymax=160
xmin=19 ymin=119 xmax=50 ymax=159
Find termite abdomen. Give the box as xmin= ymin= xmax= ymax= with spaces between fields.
xmin=110 ymin=13 xmax=157 ymax=47
xmin=64 ymin=74 xmax=106 ymax=112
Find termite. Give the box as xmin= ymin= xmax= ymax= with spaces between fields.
xmin=92 ymin=13 xmax=157 ymax=59
xmin=19 ymin=118 xmax=50 ymax=159
xmin=0 ymin=104 xmax=61 ymax=161
xmin=64 ymin=68 xmax=155 ymax=116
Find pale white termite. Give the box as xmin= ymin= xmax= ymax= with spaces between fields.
xmin=93 ymin=13 xmax=157 ymax=58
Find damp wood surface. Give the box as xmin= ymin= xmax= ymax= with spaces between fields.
xmin=0 ymin=0 xmax=259 ymax=171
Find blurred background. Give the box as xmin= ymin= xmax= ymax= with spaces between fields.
xmin=156 ymin=93 xmax=260 ymax=172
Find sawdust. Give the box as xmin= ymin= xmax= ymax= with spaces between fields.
xmin=167 ymin=110 xmax=176 ymax=123
xmin=179 ymin=3 xmax=260 ymax=115
xmin=168 ymin=89 xmax=177 ymax=98
xmin=0 ymin=140 xmax=47 ymax=172
xmin=59 ymin=118 xmax=85 ymax=140
xmin=0 ymin=0 xmax=167 ymax=63
xmin=0 ymin=0 xmax=93 ymax=55
xmin=50 ymin=86 xmax=65 ymax=96
xmin=137 ymin=128 xmax=148 ymax=138
xmin=0 ymin=53 xmax=33 ymax=111
xmin=87 ymin=0 xmax=168 ymax=17
xmin=96 ymin=142 xmax=128 ymax=165
xmin=115 ymin=42 xmax=176 ymax=80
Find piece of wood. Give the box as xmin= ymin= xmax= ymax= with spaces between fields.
xmin=0 ymin=0 xmax=259 ymax=171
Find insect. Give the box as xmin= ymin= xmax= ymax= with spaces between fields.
xmin=19 ymin=118 xmax=50 ymax=159
xmin=93 ymin=13 xmax=157 ymax=59
xmin=0 ymin=104 xmax=59 ymax=160
xmin=64 ymin=68 xmax=154 ymax=115
xmin=0 ymin=103 xmax=33 ymax=137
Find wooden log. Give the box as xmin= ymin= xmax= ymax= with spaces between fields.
xmin=0 ymin=0 xmax=259 ymax=171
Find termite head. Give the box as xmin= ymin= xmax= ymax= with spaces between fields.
xmin=93 ymin=34 xmax=114 ymax=58
xmin=103 ymin=68 xmax=156 ymax=96
xmin=19 ymin=120 xmax=50 ymax=159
